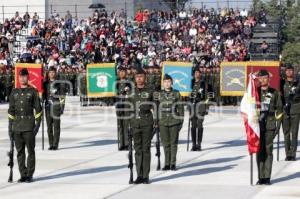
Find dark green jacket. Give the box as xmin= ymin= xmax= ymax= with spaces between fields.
xmin=43 ymin=79 xmax=65 ymax=114
xmin=190 ymin=79 xmax=209 ymax=114
xmin=116 ymin=79 xmax=132 ymax=117
xmin=127 ymin=86 xmax=154 ymax=128
xmin=282 ymin=79 xmax=300 ymax=114
xmin=158 ymin=89 xmax=184 ymax=127
xmin=146 ymin=73 xmax=156 ymax=90
xmin=259 ymin=87 xmax=283 ymax=131
xmin=79 ymin=73 xmax=87 ymax=96
xmin=8 ymin=87 xmax=42 ymax=132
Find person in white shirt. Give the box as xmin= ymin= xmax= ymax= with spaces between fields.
xmin=189 ymin=27 xmax=197 ymax=36
xmin=240 ymin=9 xmax=248 ymax=17
xmin=179 ymin=10 xmax=187 ymax=19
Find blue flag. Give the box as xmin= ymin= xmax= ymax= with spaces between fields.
xmin=162 ymin=62 xmax=193 ymax=96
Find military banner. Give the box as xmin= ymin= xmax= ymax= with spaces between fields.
xmin=246 ymin=61 xmax=280 ymax=89
xmin=220 ymin=62 xmax=247 ymax=96
xmin=86 ymin=63 xmax=116 ymax=97
xmin=15 ymin=63 xmax=43 ymax=94
xmin=162 ymin=62 xmax=193 ymax=96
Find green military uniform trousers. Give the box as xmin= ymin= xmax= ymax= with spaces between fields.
xmin=256 ymin=130 xmax=275 ymax=179
xmin=282 ymin=113 xmax=300 ymax=158
xmin=14 ymin=131 xmax=36 ymax=177
xmin=160 ymin=124 xmax=180 ymax=166
xmin=132 ymin=125 xmax=153 ymax=178
xmin=45 ymin=104 xmax=61 ymax=148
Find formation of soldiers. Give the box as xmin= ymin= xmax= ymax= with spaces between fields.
xmin=114 ymin=64 xmax=300 ymax=185
xmin=6 ymin=63 xmax=300 ymax=186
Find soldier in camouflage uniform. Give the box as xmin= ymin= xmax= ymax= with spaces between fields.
xmin=5 ymin=67 xmax=14 ymax=102
xmin=189 ymin=67 xmax=209 ymax=151
xmin=281 ymin=65 xmax=300 ymax=161
xmin=212 ymin=67 xmax=221 ymax=106
xmin=154 ymin=65 xmax=161 ymax=91
xmin=43 ymin=67 xmax=66 ymax=150
xmin=127 ymin=66 xmax=135 ymax=84
xmin=205 ymin=67 xmax=213 ymax=95
xmin=79 ymin=68 xmax=88 ymax=106
xmin=127 ymin=68 xmax=155 ymax=184
xmin=256 ymin=70 xmax=283 ymax=185
xmin=146 ymin=65 xmax=156 ymax=90
xmin=116 ymin=67 xmax=132 ymax=151
xmin=8 ymin=68 xmax=42 ymax=183
xmin=158 ymin=74 xmax=184 ymax=171
xmin=66 ymin=66 xmax=75 ymax=96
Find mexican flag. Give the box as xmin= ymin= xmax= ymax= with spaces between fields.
xmin=86 ymin=63 xmax=117 ymax=97
xmin=240 ymin=74 xmax=260 ymax=154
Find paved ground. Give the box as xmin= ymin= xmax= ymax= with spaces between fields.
xmin=0 ymin=97 xmax=299 ymax=199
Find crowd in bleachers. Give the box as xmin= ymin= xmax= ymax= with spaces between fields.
xmin=0 ymin=7 xmax=260 ymax=105
xmin=0 ymin=7 xmax=257 ymax=69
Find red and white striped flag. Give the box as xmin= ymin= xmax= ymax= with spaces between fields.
xmin=241 ymin=74 xmax=260 ymax=154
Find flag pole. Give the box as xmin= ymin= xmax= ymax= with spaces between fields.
xmin=42 ymin=98 xmax=45 ymax=150
xmin=250 ymin=67 xmax=254 ymax=186
xmin=277 ymin=130 xmax=280 ymax=161
xmin=276 ymin=120 xmax=281 ymax=161
xmin=250 ymin=153 xmax=253 ymax=186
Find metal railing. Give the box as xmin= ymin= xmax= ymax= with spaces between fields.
xmin=1 ymin=0 xmax=253 ymax=22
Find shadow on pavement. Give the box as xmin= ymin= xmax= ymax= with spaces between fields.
xmin=179 ymin=156 xmax=244 ymax=170
xmin=59 ymin=139 xmax=117 ymax=150
xmin=203 ymin=140 xmax=246 ymax=151
xmin=151 ymin=164 xmax=237 ymax=183
xmin=34 ymin=164 xmax=126 ymax=182
xmin=272 ymin=172 xmax=300 ymax=184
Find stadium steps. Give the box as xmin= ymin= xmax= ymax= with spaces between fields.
xmin=13 ymin=27 xmax=31 ymax=58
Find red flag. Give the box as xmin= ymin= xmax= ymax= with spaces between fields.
xmin=241 ymin=74 xmax=260 ymax=154
xmin=15 ymin=63 xmax=43 ymax=95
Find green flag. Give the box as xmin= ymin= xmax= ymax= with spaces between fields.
xmin=87 ymin=63 xmax=116 ymax=97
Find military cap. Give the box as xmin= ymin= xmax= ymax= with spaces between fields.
xmin=118 ymin=66 xmax=127 ymax=71
xmin=194 ymin=66 xmax=200 ymax=71
xmin=19 ymin=68 xmax=29 ymax=76
xmin=258 ymin=69 xmax=269 ymax=77
xmin=163 ymin=74 xmax=173 ymax=81
xmin=48 ymin=66 xmax=57 ymax=72
xmin=135 ymin=67 xmax=146 ymax=75
xmin=285 ymin=63 xmax=294 ymax=70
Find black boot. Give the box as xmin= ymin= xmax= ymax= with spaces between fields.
xmin=191 ymin=145 xmax=197 ymax=151
xmin=18 ymin=177 xmax=28 ymax=183
xmin=191 ymin=126 xmax=197 ymax=151
xmin=285 ymin=156 xmax=290 ymax=161
xmin=170 ymin=165 xmax=176 ymax=171
xmin=26 ymin=176 xmax=33 ymax=183
xmin=162 ymin=165 xmax=170 ymax=171
xmin=256 ymin=178 xmax=264 ymax=185
xmin=290 ymin=156 xmax=296 ymax=161
xmin=133 ymin=176 xmax=144 ymax=184
xmin=197 ymin=127 xmax=203 ymax=151
xmin=196 ymin=144 xmax=202 ymax=151
xmin=264 ymin=178 xmax=271 ymax=185
xmin=143 ymin=178 xmax=150 ymax=184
